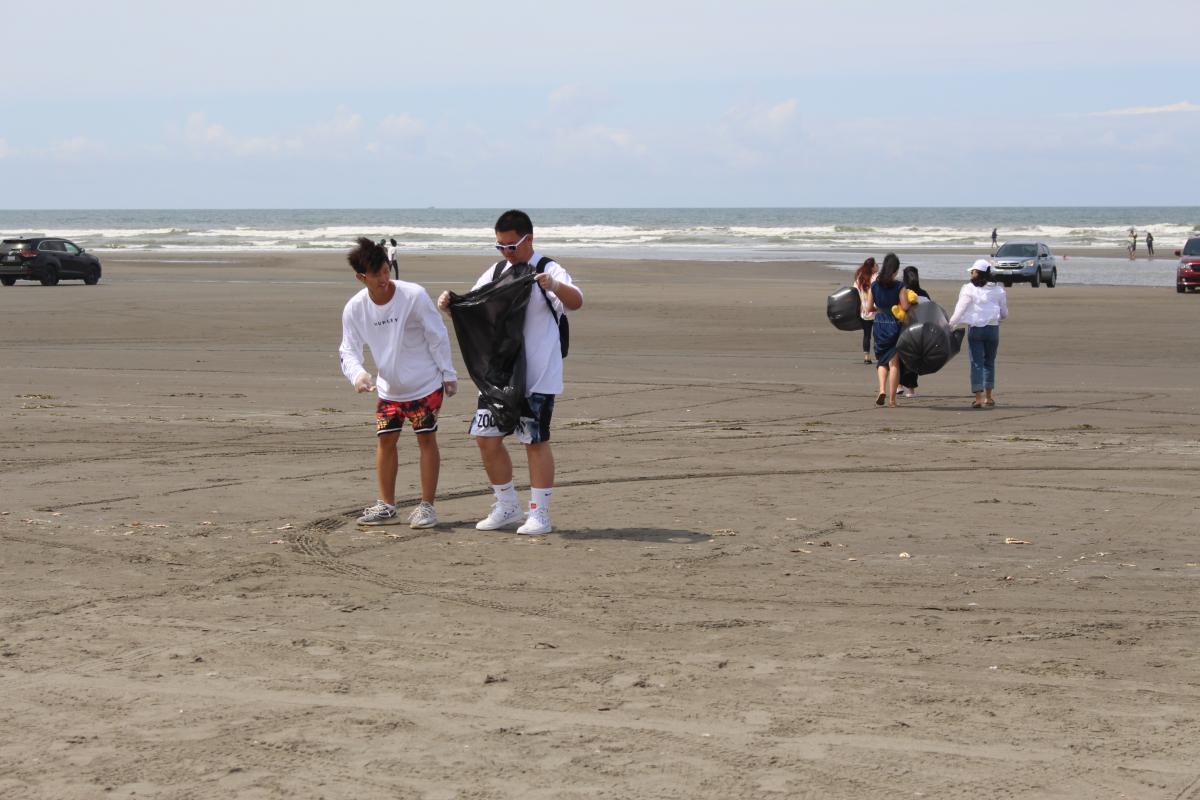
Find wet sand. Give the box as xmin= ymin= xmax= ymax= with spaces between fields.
xmin=2 ymin=251 xmax=1199 ymax=799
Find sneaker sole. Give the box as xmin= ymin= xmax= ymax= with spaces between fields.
xmin=475 ymin=510 xmax=522 ymax=531
xmin=517 ymin=527 xmax=552 ymax=536
xmin=476 ymin=519 xmax=521 ymax=531
xmin=409 ymin=519 xmax=437 ymax=529
xmin=358 ymin=517 xmax=403 ymax=526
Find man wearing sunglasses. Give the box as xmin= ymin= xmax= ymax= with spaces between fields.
xmin=437 ymin=209 xmax=583 ymax=535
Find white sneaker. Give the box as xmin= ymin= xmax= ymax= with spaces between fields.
xmin=475 ymin=502 xmax=522 ymax=531
xmin=408 ymin=501 xmax=437 ymax=529
xmin=902 ymin=388 xmax=917 ymax=398
xmin=357 ymin=501 xmax=400 ymax=526
xmin=517 ymin=507 xmax=552 ymax=536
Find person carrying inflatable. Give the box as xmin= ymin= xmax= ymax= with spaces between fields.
xmin=862 ymin=253 xmax=912 ymax=408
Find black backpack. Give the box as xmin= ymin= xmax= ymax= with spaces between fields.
xmin=491 ymin=255 xmax=569 ymax=358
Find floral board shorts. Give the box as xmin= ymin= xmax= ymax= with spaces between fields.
xmin=375 ymin=388 xmax=443 ymax=435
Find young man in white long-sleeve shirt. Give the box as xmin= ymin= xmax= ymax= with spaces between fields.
xmin=339 ymin=237 xmax=458 ymax=527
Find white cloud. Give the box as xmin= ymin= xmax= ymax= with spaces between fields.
xmin=554 ymin=124 xmax=646 ymax=158
xmin=719 ymin=98 xmax=801 ymax=143
xmin=378 ymin=114 xmax=425 ymax=138
xmin=735 ymin=99 xmax=800 ymax=137
xmin=302 ymin=109 xmax=364 ymax=144
xmin=706 ymin=98 xmax=804 ymax=169
xmin=1090 ymin=101 xmax=1200 ymax=117
xmin=46 ymin=136 xmax=106 ymax=160
xmin=549 ymin=83 xmax=614 ymax=121
xmin=179 ymin=110 xmax=367 ymax=157
xmin=760 ymin=99 xmax=799 ymax=131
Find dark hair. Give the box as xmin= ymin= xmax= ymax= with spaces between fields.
xmin=877 ymin=252 xmax=900 ymax=287
xmin=902 ymin=265 xmax=922 ymax=294
xmin=348 ymin=236 xmax=389 ymax=275
xmin=389 ymin=238 xmax=397 ymax=246
xmin=853 ymin=257 xmax=876 ymax=291
xmin=970 ymin=272 xmax=991 ymax=288
xmin=494 ymin=209 xmax=533 ymax=236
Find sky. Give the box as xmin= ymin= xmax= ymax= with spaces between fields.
xmin=3 ymin=0 xmax=1198 ymax=208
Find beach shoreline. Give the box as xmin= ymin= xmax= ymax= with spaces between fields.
xmin=2 ymin=251 xmax=1198 ymax=798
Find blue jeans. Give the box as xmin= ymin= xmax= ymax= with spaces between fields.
xmin=967 ymin=325 xmax=1000 ymax=392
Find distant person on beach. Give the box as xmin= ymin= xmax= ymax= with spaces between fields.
xmin=436 ymin=209 xmax=583 ymax=535
xmin=862 ymin=252 xmax=911 ymax=408
xmin=898 ymin=266 xmax=931 ymax=399
xmin=853 ymin=257 xmax=877 ymax=364
xmin=991 ymin=228 xmax=998 ymax=250
xmin=948 ymin=259 xmax=1008 ymax=409
xmin=386 ymin=237 xmax=399 ymax=278
xmin=1128 ymin=228 xmax=1137 ymax=260
xmin=339 ymin=237 xmax=458 ymax=528
xmin=1146 ymin=231 xmax=1154 ymax=257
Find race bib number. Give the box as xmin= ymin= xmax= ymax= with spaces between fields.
xmin=470 ymin=408 xmax=498 ymax=435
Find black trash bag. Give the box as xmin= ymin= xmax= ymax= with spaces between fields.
xmin=896 ymin=301 xmax=963 ymax=375
xmin=447 ymin=264 xmax=536 ymax=434
xmin=826 ymin=286 xmax=862 ymax=331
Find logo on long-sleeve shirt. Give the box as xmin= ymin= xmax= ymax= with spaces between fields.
xmin=373 ymin=317 xmax=399 ymax=327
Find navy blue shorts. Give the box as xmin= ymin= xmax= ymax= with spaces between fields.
xmin=468 ymin=393 xmax=555 ymax=444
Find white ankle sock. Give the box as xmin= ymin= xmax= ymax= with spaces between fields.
xmin=493 ymin=481 xmax=518 ymax=507
xmin=530 ymin=487 xmax=552 ymax=514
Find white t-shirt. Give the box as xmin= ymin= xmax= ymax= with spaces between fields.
xmin=471 ymin=251 xmax=579 ymax=396
xmin=339 ymin=280 xmax=457 ymax=402
xmin=857 ymin=282 xmax=876 ymax=321
xmin=947 ymin=282 xmax=1009 ymax=328
xmin=386 ymin=244 xmax=397 ymax=262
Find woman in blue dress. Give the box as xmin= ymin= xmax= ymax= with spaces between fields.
xmin=863 ymin=253 xmax=912 ymax=407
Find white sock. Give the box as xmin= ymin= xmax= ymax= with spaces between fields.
xmin=530 ymin=487 xmax=552 ymax=514
xmin=493 ymin=481 xmax=518 ymax=508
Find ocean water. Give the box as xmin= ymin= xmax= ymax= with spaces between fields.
xmin=2 ymin=207 xmax=1197 ymax=286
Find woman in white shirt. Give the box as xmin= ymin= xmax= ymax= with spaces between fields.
xmin=853 ymin=257 xmax=877 ymax=364
xmin=947 ymin=259 xmax=1008 ymax=408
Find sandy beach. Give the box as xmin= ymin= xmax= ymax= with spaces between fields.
xmin=2 ymin=251 xmax=1198 ymax=799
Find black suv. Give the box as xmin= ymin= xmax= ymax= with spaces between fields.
xmin=0 ymin=237 xmax=103 ymax=286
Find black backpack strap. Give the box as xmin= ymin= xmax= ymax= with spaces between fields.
xmin=490 ymin=259 xmax=506 ymax=283
xmin=534 ymin=256 xmax=560 ymax=322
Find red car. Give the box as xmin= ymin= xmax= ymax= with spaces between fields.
xmin=1177 ymin=237 xmax=1200 ymax=293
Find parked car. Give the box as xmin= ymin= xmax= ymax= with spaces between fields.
xmin=990 ymin=241 xmax=1057 ymax=288
xmin=1175 ymin=237 xmax=1200 ymax=293
xmin=0 ymin=237 xmax=102 ymax=286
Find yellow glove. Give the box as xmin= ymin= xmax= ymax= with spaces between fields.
xmin=892 ymin=290 xmax=919 ymax=323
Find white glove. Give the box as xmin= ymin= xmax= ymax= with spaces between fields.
xmin=353 ymin=370 xmax=376 ymax=393
xmin=436 ymin=291 xmax=451 ymax=312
